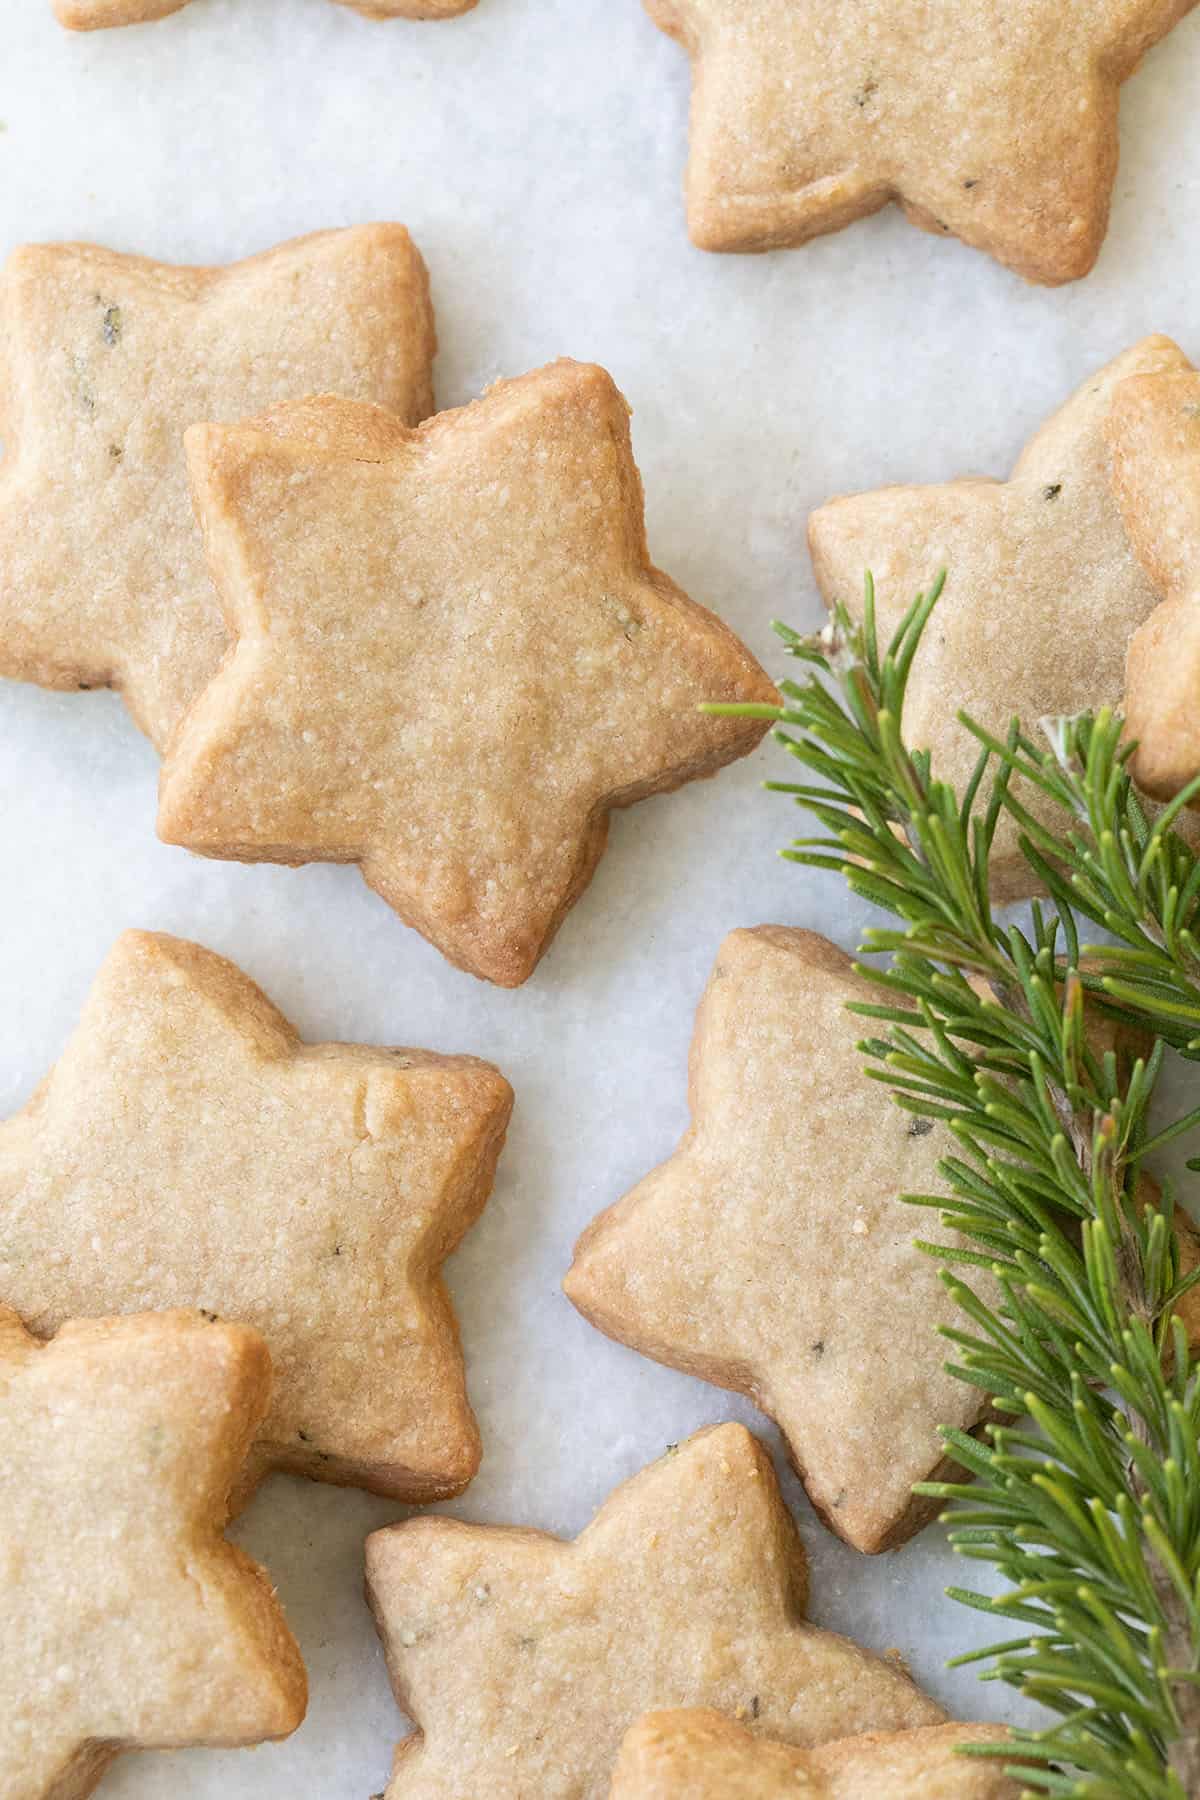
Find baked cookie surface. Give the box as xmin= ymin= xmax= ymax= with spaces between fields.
xmin=613 ymin=1709 xmax=829 ymax=1797
xmin=1106 ymin=366 xmax=1200 ymax=799
xmin=57 ymin=0 xmax=475 ymax=27
xmin=808 ymin=335 xmax=1191 ymax=901
xmin=158 ymin=361 xmax=777 ymax=985
xmin=0 ymin=227 xmax=435 ymax=748
xmin=566 ymin=927 xmax=991 ymax=1554
xmin=648 ymin=0 xmax=1198 ymax=282
xmin=0 ymin=1306 xmax=306 ymax=1800
xmin=365 ymin=1424 xmax=943 ymax=1799
xmin=610 ymin=1709 xmax=1020 ymax=1798
xmin=0 ymin=929 xmax=512 ymax=1502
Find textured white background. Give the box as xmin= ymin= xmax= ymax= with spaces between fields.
xmin=4 ymin=1 xmax=1200 ymax=1793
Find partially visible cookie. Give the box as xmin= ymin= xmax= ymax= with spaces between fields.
xmin=610 ymin=1709 xmax=1021 ymax=1798
xmin=54 ymin=0 xmax=188 ymax=21
xmin=365 ymin=1424 xmax=944 ymax=1799
xmin=0 ymin=929 xmax=512 ymax=1503
xmin=808 ymin=335 xmax=1192 ymax=900
xmin=57 ymin=0 xmax=475 ymax=27
xmin=1106 ymin=367 xmax=1200 ymax=799
xmin=647 ymin=0 xmax=1198 ymax=282
xmin=0 ymin=1307 xmax=306 ymax=1800
xmin=0 ymin=227 xmax=435 ymax=747
xmin=566 ymin=927 xmax=993 ymax=1554
xmin=158 ymin=360 xmax=777 ymax=985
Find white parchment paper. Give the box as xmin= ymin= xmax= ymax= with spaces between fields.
xmin=4 ymin=2 xmax=1200 ymax=1792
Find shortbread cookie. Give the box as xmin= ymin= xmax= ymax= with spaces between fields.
xmin=808 ymin=335 xmax=1192 ymax=900
xmin=566 ymin=927 xmax=997 ymax=1554
xmin=0 ymin=227 xmax=435 ymax=747
xmin=1106 ymin=367 xmax=1200 ymax=799
xmin=0 ymin=930 xmax=511 ymax=1502
xmin=648 ymin=1 xmax=1197 ymax=283
xmin=57 ymin=0 xmax=475 ymax=28
xmin=0 ymin=1307 xmax=306 ymax=1800
xmin=366 ymin=1424 xmax=943 ymax=1799
xmin=158 ymin=361 xmax=777 ymax=986
xmin=611 ymin=1710 xmax=1021 ymax=1798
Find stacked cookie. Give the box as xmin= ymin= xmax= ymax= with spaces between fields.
xmin=0 ymin=229 xmax=776 ymax=986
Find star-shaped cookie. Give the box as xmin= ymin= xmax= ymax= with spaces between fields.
xmin=0 ymin=1306 xmax=306 ymax=1800
xmin=365 ymin=1424 xmax=944 ymax=1799
xmin=57 ymin=0 xmax=474 ymax=28
xmin=648 ymin=0 xmax=1198 ymax=282
xmin=1105 ymin=365 xmax=1200 ymax=799
xmin=610 ymin=1710 xmax=1020 ymax=1799
xmin=807 ymin=336 xmax=1191 ymax=901
xmin=566 ymin=927 xmax=995 ymax=1555
xmin=0 ymin=929 xmax=512 ymax=1503
xmin=0 ymin=226 xmax=435 ymax=748
xmin=157 ymin=361 xmax=777 ymax=986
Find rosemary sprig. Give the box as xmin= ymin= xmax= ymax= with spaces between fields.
xmin=710 ymin=576 xmax=1200 ymax=1796
xmin=955 ymin=708 xmax=1200 ymax=1065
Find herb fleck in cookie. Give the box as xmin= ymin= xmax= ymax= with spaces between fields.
xmin=57 ymin=0 xmax=475 ymax=28
xmin=808 ymin=336 xmax=1191 ymax=900
xmin=0 ymin=930 xmax=512 ymax=1503
xmin=610 ymin=1710 xmax=1020 ymax=1798
xmin=0 ymin=227 xmax=435 ymax=748
xmin=365 ymin=1424 xmax=943 ymax=1799
xmin=566 ymin=927 xmax=993 ymax=1554
xmin=158 ymin=361 xmax=777 ymax=986
xmin=648 ymin=0 xmax=1198 ymax=282
xmin=1105 ymin=365 xmax=1200 ymax=800
xmin=0 ymin=1307 xmax=306 ymax=1800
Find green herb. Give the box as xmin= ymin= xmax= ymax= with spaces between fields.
xmin=709 ymin=573 xmax=1200 ymax=1795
